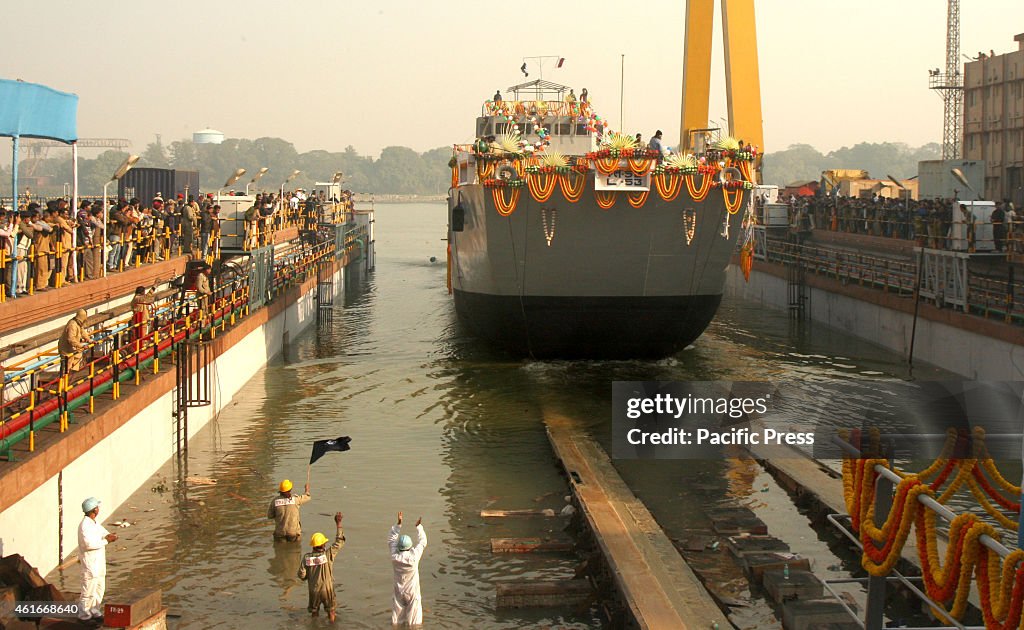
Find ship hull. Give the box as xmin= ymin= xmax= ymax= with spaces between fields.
xmin=448 ymin=173 xmax=746 ymax=359
xmin=453 ymin=290 xmax=723 ymax=358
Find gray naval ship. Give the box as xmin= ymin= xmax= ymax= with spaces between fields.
xmin=447 ymin=80 xmax=752 ymax=359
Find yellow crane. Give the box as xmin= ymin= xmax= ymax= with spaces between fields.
xmin=680 ymin=0 xmax=763 ymax=175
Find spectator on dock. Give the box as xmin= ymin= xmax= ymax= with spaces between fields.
xmin=33 ymin=207 xmax=54 ymax=291
xmin=992 ymin=201 xmax=1006 ymax=252
xmin=200 ymin=205 xmax=215 ymax=259
xmin=55 ymin=202 xmax=77 ymax=285
xmin=297 ymin=512 xmax=345 ymax=622
xmin=15 ymin=211 xmax=34 ymax=295
xmin=0 ymin=208 xmax=15 ymax=297
xmin=389 ymin=512 xmax=427 ymax=627
xmin=130 ymin=285 xmax=156 ymax=343
xmin=59 ymin=309 xmax=92 ymax=373
xmin=77 ymin=497 xmax=117 ymax=624
xmin=268 ymin=479 xmax=311 ymax=542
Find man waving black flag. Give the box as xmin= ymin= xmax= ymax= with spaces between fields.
xmin=310 ymin=436 xmax=352 ymax=465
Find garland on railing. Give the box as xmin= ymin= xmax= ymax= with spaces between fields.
xmin=592 ymin=156 xmax=622 ymax=176
xmin=477 ymin=160 xmax=497 ymax=180
xmin=451 ymin=166 xmax=459 ymax=189
xmin=627 ymin=158 xmax=653 ymax=176
xmin=840 ymin=428 xmax=1024 ymax=626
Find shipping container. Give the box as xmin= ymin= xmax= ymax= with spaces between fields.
xmin=917 ymin=160 xmax=985 ymax=201
xmin=118 ymin=168 xmax=200 ymax=205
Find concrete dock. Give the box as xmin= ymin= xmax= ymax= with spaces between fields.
xmin=544 ymin=412 xmax=731 ymax=629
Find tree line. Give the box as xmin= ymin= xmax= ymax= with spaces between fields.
xmin=3 ymin=136 xmax=942 ymax=198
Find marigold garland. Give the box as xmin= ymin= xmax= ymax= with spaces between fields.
xmin=654 ymin=172 xmax=683 ymax=202
xmin=492 ymin=187 xmax=520 ymax=216
xmin=559 ymin=172 xmax=585 ymax=203
xmin=627 ymin=190 xmax=649 ymax=208
xmin=451 ymin=166 xmax=459 ymax=189
xmin=841 ymin=437 xmax=1024 ymax=627
xmin=594 ymin=190 xmax=616 ymax=210
xmin=594 ymin=157 xmax=622 ymax=176
xmin=685 ymin=173 xmax=713 ymax=203
xmin=526 ymin=172 xmax=558 ymax=203
xmin=737 ymin=159 xmax=755 ymax=183
xmin=627 ymin=158 xmax=652 ymax=176
xmin=723 ymin=188 xmax=744 ymax=214
xmin=477 ymin=160 xmax=496 ymax=180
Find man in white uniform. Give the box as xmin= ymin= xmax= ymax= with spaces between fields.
xmin=388 ymin=512 xmax=427 ymax=626
xmin=78 ymin=497 xmax=117 ymax=622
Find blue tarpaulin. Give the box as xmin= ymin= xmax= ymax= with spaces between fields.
xmin=0 ymin=79 xmax=77 ymax=143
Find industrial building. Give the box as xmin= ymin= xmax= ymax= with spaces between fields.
xmin=963 ymin=33 xmax=1024 ymax=205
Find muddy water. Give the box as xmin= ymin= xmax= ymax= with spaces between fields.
xmin=52 ymin=203 xmax=963 ymax=629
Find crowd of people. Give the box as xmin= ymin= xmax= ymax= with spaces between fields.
xmin=778 ymin=194 xmax=1020 ymax=252
xmin=0 ymin=189 xmax=344 ymax=299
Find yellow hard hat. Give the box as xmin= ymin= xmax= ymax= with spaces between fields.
xmin=279 ymin=479 xmax=293 ymax=492
xmin=310 ymin=532 xmax=328 ymax=547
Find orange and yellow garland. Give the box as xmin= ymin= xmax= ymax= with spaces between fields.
xmin=526 ymin=172 xmax=558 ymax=203
xmin=593 ymin=157 xmax=622 ymax=176
xmin=559 ymin=172 xmax=585 ymax=203
xmin=627 ymin=190 xmax=649 ymax=208
xmin=654 ymin=172 xmax=683 ymax=202
xmin=840 ymin=428 xmax=1024 ymax=627
xmin=685 ymin=173 xmax=714 ymax=203
xmin=627 ymin=158 xmax=653 ymax=176
xmin=723 ymin=187 xmax=744 ymax=214
xmin=492 ymin=187 xmax=520 ymax=216
xmin=594 ymin=190 xmax=616 ymax=210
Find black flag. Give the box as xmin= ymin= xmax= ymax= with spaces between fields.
xmin=310 ymin=436 xmax=352 ymax=465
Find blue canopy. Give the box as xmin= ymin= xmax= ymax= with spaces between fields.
xmin=0 ymin=79 xmax=78 ymax=143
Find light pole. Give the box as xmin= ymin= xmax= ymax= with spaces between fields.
xmin=280 ymin=169 xmax=301 ymax=203
xmin=218 ymin=168 xmax=247 ymax=200
xmin=246 ymin=167 xmax=269 ymax=196
xmin=102 ymin=154 xmax=140 ymax=276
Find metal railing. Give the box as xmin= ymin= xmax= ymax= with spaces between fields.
xmin=826 ymin=434 xmax=1018 ymax=630
xmin=753 ymin=233 xmax=1024 ymax=325
xmin=0 ymin=223 xmax=361 ymax=458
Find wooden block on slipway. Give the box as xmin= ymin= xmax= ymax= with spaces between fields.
xmin=496 ymin=580 xmax=591 ymax=609
xmin=490 ymin=538 xmax=573 ymax=553
xmin=103 ymin=588 xmax=162 ymax=629
xmin=481 ymin=509 xmax=556 ymax=518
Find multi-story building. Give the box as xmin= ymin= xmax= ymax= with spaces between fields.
xmin=963 ymin=33 xmax=1024 ymax=206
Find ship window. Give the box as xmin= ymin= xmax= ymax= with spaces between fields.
xmin=495 ymin=123 xmax=510 ymax=135
xmin=557 ymin=123 xmax=571 ymax=135
xmin=523 ymin=123 xmax=535 ymax=135
xmin=576 ymin=123 xmax=589 ymax=136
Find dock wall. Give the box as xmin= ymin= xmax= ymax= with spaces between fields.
xmin=0 ymin=264 xmax=342 ymax=575
xmin=725 ymin=262 xmax=1024 ymax=380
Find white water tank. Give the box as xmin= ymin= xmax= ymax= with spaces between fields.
xmin=193 ymin=128 xmax=225 ymax=144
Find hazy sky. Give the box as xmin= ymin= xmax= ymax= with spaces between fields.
xmin=2 ymin=0 xmax=1021 ymax=159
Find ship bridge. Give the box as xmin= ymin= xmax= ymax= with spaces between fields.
xmin=477 ymin=79 xmax=600 ymax=155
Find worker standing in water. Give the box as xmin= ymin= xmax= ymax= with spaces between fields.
xmin=297 ymin=512 xmax=345 ymax=622
xmin=389 ymin=511 xmax=427 ymax=626
xmin=267 ymin=479 xmax=310 ymax=542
